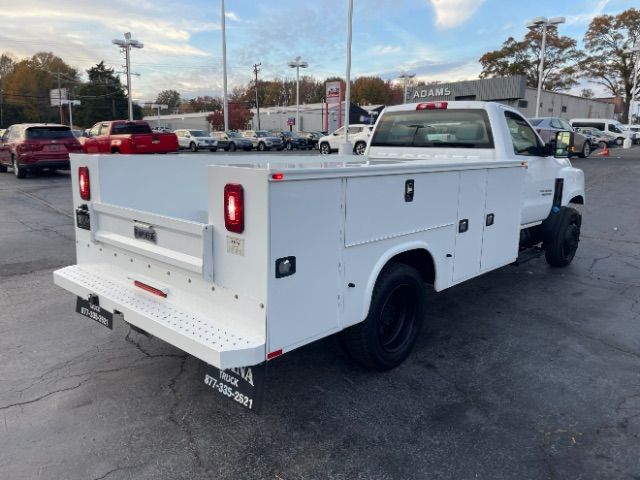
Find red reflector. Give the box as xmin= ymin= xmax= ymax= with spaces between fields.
xmin=267 ymin=349 xmax=283 ymax=360
xmin=224 ymin=183 xmax=244 ymax=233
xmin=271 ymin=172 xmax=284 ymax=181
xmin=416 ymin=102 xmax=448 ymax=110
xmin=79 ymin=167 xmax=90 ymax=200
xmin=134 ymin=280 xmax=167 ymax=298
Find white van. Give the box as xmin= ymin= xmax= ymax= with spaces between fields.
xmin=569 ymin=118 xmax=638 ymax=145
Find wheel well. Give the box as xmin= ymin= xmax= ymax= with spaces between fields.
xmin=110 ymin=147 xmax=119 ymax=154
xmin=388 ymin=249 xmax=435 ymax=286
xmin=569 ymin=195 xmax=584 ymax=205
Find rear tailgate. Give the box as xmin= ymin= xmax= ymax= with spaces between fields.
xmin=130 ymin=133 xmax=178 ymax=153
xmin=53 ymin=154 xmax=267 ymax=369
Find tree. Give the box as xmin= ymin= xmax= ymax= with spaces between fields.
xmin=1 ymin=52 xmax=79 ymax=123
xmin=351 ymin=76 xmax=387 ymax=105
xmin=479 ymin=28 xmax=584 ymax=91
xmin=580 ymin=88 xmax=595 ymax=99
xmin=73 ymin=61 xmax=131 ymax=127
xmin=181 ymin=96 xmax=221 ymax=113
xmin=156 ymin=89 xmax=181 ymax=113
xmin=581 ymin=8 xmax=640 ymax=123
xmin=206 ymin=102 xmax=253 ymax=130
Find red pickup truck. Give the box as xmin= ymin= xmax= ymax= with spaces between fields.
xmin=81 ymin=120 xmax=178 ymax=154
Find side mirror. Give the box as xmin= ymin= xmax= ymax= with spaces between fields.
xmin=553 ymin=131 xmax=574 ymax=158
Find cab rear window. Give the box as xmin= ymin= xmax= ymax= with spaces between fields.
xmin=370 ymin=109 xmax=494 ymax=148
xmin=26 ymin=127 xmax=73 ymax=140
xmin=112 ymin=124 xmax=152 ymax=135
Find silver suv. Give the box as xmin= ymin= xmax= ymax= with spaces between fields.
xmin=528 ymin=117 xmax=592 ymax=158
xmin=240 ymin=130 xmax=284 ymax=151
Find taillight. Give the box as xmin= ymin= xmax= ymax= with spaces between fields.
xmin=416 ymin=102 xmax=448 ymax=110
xmin=79 ymin=167 xmax=90 ymax=200
xmin=224 ymin=183 xmax=244 ymax=233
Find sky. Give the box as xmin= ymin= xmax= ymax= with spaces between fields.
xmin=0 ymin=0 xmax=635 ymax=102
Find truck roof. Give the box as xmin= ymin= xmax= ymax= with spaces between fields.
xmin=383 ymin=100 xmax=496 ymax=113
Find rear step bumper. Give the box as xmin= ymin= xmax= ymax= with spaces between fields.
xmin=53 ymin=265 xmax=265 ymax=369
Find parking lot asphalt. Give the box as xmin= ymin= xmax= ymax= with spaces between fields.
xmin=0 ymin=148 xmax=639 ymax=480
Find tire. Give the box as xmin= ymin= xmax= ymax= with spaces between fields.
xmin=344 ymin=262 xmax=425 ymax=370
xmin=209 ymin=148 xmax=217 ymax=152
xmin=189 ymin=142 xmax=198 ymax=152
xmin=543 ymin=206 xmax=582 ymax=267
xmin=354 ymin=141 xmax=367 ymax=155
xmin=258 ymin=142 xmax=266 ymax=151
xmin=229 ymin=142 xmax=236 ymax=152
xmin=579 ymin=141 xmax=591 ymax=158
xmin=599 ymin=141 xmax=606 ymax=149
xmin=0 ymin=163 xmax=7 ymax=173
xmin=320 ymin=142 xmax=331 ymax=155
xmin=286 ymin=141 xmax=293 ymax=151
xmin=616 ymin=137 xmax=623 ymax=146
xmin=13 ymin=155 xmax=26 ymax=179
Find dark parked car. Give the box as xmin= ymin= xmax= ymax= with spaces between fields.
xmin=0 ymin=124 xmax=83 ymax=178
xmin=528 ymin=117 xmax=592 ymax=158
xmin=298 ymin=131 xmax=322 ymax=149
xmin=270 ymin=131 xmax=310 ymax=150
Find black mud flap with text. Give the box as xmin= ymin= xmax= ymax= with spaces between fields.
xmin=201 ymin=362 xmax=266 ymax=413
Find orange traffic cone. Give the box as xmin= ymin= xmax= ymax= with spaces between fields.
xmin=596 ymin=143 xmax=609 ymax=157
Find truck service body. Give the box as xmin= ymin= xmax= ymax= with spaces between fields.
xmin=54 ymin=101 xmax=584 ymax=394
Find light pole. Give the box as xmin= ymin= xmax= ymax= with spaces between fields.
xmin=339 ymin=0 xmax=354 ymax=156
xmin=112 ymin=32 xmax=144 ymax=121
xmin=288 ymin=56 xmax=308 ymax=132
xmin=221 ymin=0 xmax=229 ymax=131
xmin=151 ymin=103 xmax=169 ymax=128
xmin=526 ymin=16 xmax=565 ymax=118
xmin=399 ymin=73 xmax=415 ymax=104
xmin=623 ymin=45 xmax=640 ymax=149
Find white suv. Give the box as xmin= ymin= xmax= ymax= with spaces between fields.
xmin=319 ymin=124 xmax=373 ymax=155
xmin=174 ymin=129 xmax=218 ymax=152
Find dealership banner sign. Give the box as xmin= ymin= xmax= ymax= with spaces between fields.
xmin=325 ymin=81 xmax=342 ymax=104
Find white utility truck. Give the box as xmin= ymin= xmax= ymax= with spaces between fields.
xmin=54 ymin=101 xmax=584 ymax=406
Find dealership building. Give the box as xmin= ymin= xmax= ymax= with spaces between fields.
xmin=144 ymin=76 xmax=614 ymax=133
xmin=406 ymin=76 xmax=613 ymax=119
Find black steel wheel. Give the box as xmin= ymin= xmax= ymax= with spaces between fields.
xmin=544 ymin=207 xmax=582 ymax=267
xmin=344 ymin=262 xmax=425 ymax=370
xmin=189 ymin=142 xmax=198 ymax=152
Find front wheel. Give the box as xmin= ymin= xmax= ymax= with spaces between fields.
xmin=0 ymin=163 xmax=7 ymax=173
xmin=258 ymin=142 xmax=266 ymax=151
xmin=579 ymin=141 xmax=591 ymax=158
xmin=344 ymin=262 xmax=425 ymax=370
xmin=616 ymin=137 xmax=623 ymax=146
xmin=354 ymin=141 xmax=367 ymax=155
xmin=543 ymin=206 xmax=582 ymax=267
xmin=229 ymin=142 xmax=236 ymax=152
xmin=189 ymin=142 xmax=198 ymax=152
xmin=320 ymin=142 xmax=331 ymax=155
xmin=286 ymin=141 xmax=293 ymax=151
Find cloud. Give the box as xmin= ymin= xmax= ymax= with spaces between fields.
xmin=225 ymin=11 xmax=240 ymax=22
xmin=368 ymin=45 xmax=402 ymax=56
xmin=429 ymin=0 xmax=487 ymax=28
xmin=565 ymin=0 xmax=611 ymax=25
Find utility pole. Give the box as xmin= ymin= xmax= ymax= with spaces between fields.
xmin=57 ymin=73 xmax=63 ymax=124
xmin=253 ymin=63 xmax=261 ymax=130
xmin=113 ymin=32 xmax=144 ymax=121
xmin=0 ymin=89 xmax=3 ymax=128
xmin=221 ymin=0 xmax=229 ymax=131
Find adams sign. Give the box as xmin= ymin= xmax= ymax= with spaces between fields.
xmin=412 ymin=87 xmax=452 ymax=99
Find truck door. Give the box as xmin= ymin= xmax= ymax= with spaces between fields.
xmin=83 ymin=124 xmax=101 ymax=153
xmin=97 ymin=124 xmax=111 ymax=153
xmin=504 ymin=111 xmax=555 ymax=225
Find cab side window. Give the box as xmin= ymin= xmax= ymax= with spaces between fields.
xmin=505 ymin=111 xmax=542 ymax=156
xmin=98 ymin=124 xmax=110 ymax=136
xmin=89 ymin=124 xmax=100 ymax=137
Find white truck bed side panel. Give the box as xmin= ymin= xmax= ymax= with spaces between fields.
xmin=267 ymin=178 xmax=343 ymax=353
xmin=208 ymin=166 xmax=270 ymax=303
xmin=452 ymin=170 xmax=487 ymax=283
xmin=342 ymin=227 xmax=456 ymax=327
xmin=480 ymin=167 xmax=526 ymax=272
xmin=345 ymin=172 xmax=458 ymax=247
